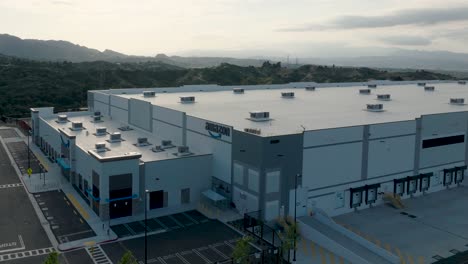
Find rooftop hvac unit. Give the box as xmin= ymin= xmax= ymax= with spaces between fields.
xmin=152 ymin=145 xmax=163 ymax=152
xmin=180 ymin=96 xmax=195 ymax=103
xmin=94 ymin=111 xmax=101 ymax=116
xmin=359 ymin=89 xmax=371 ymax=94
xmin=118 ymin=125 xmax=133 ymax=131
xmin=305 ymin=86 xmax=316 ymax=91
xmin=177 ymin=146 xmax=191 ymax=156
xmin=143 ymin=91 xmax=156 ymax=97
xmin=459 ymin=81 xmax=467 ymax=85
xmin=57 ymin=114 xmax=68 ymax=123
xmin=244 ymin=128 xmax=262 ymax=135
xmin=366 ymin=104 xmax=384 ymax=112
xmin=95 ymin=127 xmax=107 ymax=136
xmin=424 ymin=86 xmax=435 ymax=91
xmin=109 ymin=132 xmax=122 ymax=142
xmin=93 ymin=115 xmax=101 ymax=122
xmin=71 ymin=121 xmax=83 ymax=130
xmin=95 ymin=142 xmax=106 ymax=152
xmin=137 ymin=137 xmax=148 ymax=145
xmin=281 ymin=92 xmax=295 ymax=98
xmin=233 ymin=88 xmax=244 ymax=94
xmin=248 ymin=111 xmax=271 ymax=122
xmin=377 ymin=94 xmax=391 ymax=101
xmin=161 ymin=140 xmax=173 ymax=147
xmin=450 ymin=98 xmax=465 ymax=105
xmin=368 ymin=84 xmax=377 ymax=88
xmin=417 ymin=82 xmax=426 ymax=86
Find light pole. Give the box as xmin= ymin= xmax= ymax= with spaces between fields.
xmin=27 ymin=129 xmax=30 ymax=170
xmin=144 ymin=189 xmax=149 ymax=264
xmin=293 ymin=173 xmax=300 ymax=263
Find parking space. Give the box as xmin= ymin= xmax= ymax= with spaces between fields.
xmin=6 ymin=141 xmax=45 ymax=175
xmin=34 ymin=190 xmax=96 ymax=244
xmin=0 ymin=141 xmax=22 ymax=185
xmin=103 ymin=220 xmax=256 ymax=264
xmin=0 ymin=128 xmax=19 ymax=138
xmin=111 ymin=210 xmax=210 ymax=238
xmin=334 ymin=186 xmax=468 ymax=263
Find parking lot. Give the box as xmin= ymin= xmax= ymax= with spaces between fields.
xmin=103 ymin=220 xmax=256 ymax=264
xmin=34 ymin=190 xmax=96 ymax=244
xmin=0 ymin=128 xmax=19 ymax=139
xmin=0 ymin=142 xmax=53 ymax=264
xmin=334 ymin=186 xmax=468 ymax=263
xmin=111 ymin=210 xmax=210 ymax=238
xmin=6 ymin=141 xmax=45 ymax=175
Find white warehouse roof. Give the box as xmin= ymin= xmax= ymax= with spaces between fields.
xmin=110 ymin=82 xmax=468 ymax=136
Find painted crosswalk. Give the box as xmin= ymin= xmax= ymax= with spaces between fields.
xmin=0 ymin=183 xmax=23 ymax=189
xmin=0 ymin=247 xmax=55 ymax=262
xmin=86 ymin=245 xmax=112 ymax=264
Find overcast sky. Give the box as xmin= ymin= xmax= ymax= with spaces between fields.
xmin=2 ymin=0 xmax=468 ymax=57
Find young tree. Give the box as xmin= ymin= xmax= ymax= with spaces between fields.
xmin=232 ymin=236 xmax=253 ymax=264
xmin=278 ymin=216 xmax=301 ymax=259
xmin=43 ymin=251 xmax=59 ymax=264
xmin=118 ymin=251 xmax=138 ymax=264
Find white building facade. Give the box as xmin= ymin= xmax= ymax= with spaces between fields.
xmin=31 ymin=80 xmax=468 ymax=222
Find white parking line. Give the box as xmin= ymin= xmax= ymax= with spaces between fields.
xmin=0 ymin=235 xmax=25 ymax=254
xmin=0 ymin=183 xmax=23 ymax=189
xmin=0 ymin=247 xmax=55 ymax=262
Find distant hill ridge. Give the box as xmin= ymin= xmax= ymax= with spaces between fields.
xmin=0 ymin=34 xmax=267 ymax=68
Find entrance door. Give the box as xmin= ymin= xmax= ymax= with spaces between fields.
xmin=109 ymin=199 xmax=132 ymax=219
xmin=109 ymin=188 xmax=133 ymax=219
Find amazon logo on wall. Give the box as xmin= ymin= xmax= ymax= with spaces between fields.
xmin=205 ymin=122 xmax=231 ymax=139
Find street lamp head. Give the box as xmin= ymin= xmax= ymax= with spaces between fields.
xmin=145 ymin=189 xmax=149 ymax=193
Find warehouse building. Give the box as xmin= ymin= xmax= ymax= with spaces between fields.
xmin=31 ymin=80 xmax=468 ymax=222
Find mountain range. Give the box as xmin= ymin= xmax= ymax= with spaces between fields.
xmin=2 ymin=33 xmax=468 ymax=72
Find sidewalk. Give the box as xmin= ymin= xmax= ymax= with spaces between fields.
xmin=0 ymin=127 xmax=118 ymax=251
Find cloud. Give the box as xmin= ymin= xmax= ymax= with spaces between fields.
xmin=277 ymin=6 xmax=468 ymax=32
xmin=380 ymin=35 xmax=432 ymax=46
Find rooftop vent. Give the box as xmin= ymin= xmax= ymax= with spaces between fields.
xmin=161 ymin=140 xmax=174 ymax=148
xmin=366 ymin=104 xmax=384 ymax=112
xmin=233 ymin=88 xmax=244 ymax=94
xmin=417 ymin=82 xmax=426 ymax=86
xmin=450 ymin=98 xmax=465 ymax=105
xmin=95 ymin=142 xmax=107 ymax=153
xmin=368 ymin=84 xmax=377 ymax=88
xmin=180 ymin=96 xmax=195 ymax=103
xmin=248 ymin=111 xmax=271 ymax=122
xmin=152 ymin=145 xmax=164 ymax=152
xmin=71 ymin=121 xmax=83 ymax=131
xmin=109 ymin=132 xmax=122 ymax=142
xmin=176 ymin=146 xmax=192 ymax=156
xmin=136 ymin=137 xmax=151 ymax=147
xmin=57 ymin=114 xmax=68 ymax=123
xmin=377 ymin=94 xmax=391 ymax=101
xmin=359 ymin=89 xmax=371 ymax=94
xmin=118 ymin=125 xmax=133 ymax=131
xmin=143 ymin=91 xmax=156 ymax=97
xmin=95 ymin=127 xmax=107 ymax=136
xmin=244 ymin=128 xmax=262 ymax=135
xmin=305 ymin=86 xmax=316 ymax=91
xmin=459 ymin=81 xmax=467 ymax=85
xmin=281 ymin=92 xmax=295 ymax=98
xmin=92 ymin=115 xmax=102 ymax=122
xmin=424 ymin=86 xmax=435 ymax=91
